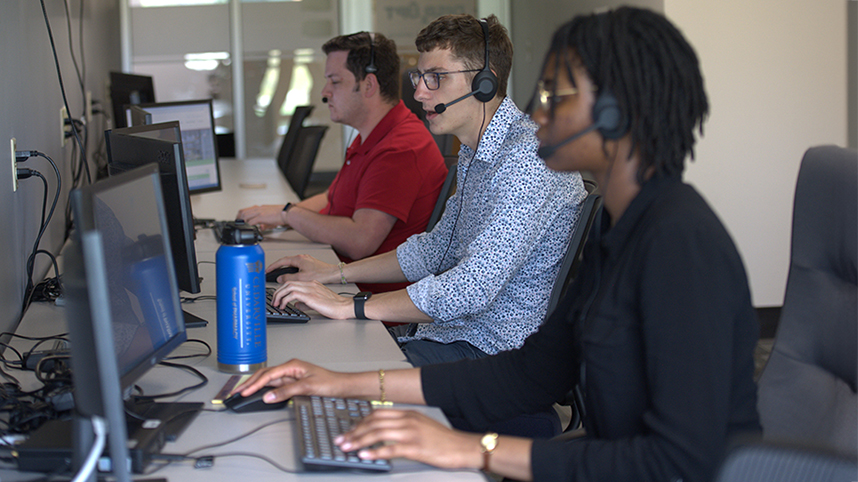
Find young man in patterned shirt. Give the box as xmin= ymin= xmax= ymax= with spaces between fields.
xmin=267 ymin=14 xmax=586 ymax=366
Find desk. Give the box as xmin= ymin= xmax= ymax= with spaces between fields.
xmin=191 ymin=158 xmax=331 ymax=251
xmin=2 ymin=159 xmax=484 ymax=482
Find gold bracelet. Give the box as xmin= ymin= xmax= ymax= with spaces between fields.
xmin=337 ymin=262 xmax=347 ymax=284
xmin=378 ymin=369 xmax=386 ymax=403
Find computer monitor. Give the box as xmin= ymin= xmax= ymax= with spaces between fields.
xmin=126 ymin=99 xmax=222 ymax=194
xmin=109 ymin=72 xmax=155 ymax=129
xmin=66 ymin=165 xmax=195 ymax=479
xmin=104 ymin=121 xmax=201 ymax=295
xmin=126 ymin=104 xmax=152 ymax=127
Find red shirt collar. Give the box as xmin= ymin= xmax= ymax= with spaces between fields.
xmin=346 ymin=100 xmax=413 ymax=157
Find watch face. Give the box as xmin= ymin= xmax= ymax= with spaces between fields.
xmin=354 ymin=291 xmax=372 ymax=300
xmin=481 ymin=433 xmax=498 ymax=451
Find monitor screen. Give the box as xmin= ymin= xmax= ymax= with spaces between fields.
xmin=109 ymin=72 xmax=155 ymax=129
xmin=69 ymin=164 xmax=188 ymax=392
xmin=105 ymin=121 xmax=201 ymax=294
xmin=66 ymin=164 xmax=186 ymax=482
xmin=126 ymin=99 xmax=222 ymax=194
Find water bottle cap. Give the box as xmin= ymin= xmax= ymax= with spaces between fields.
xmin=221 ymin=222 xmax=263 ymax=245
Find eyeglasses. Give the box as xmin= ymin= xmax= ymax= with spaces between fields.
xmin=533 ymin=79 xmax=591 ymax=111
xmin=409 ymin=69 xmax=480 ymax=91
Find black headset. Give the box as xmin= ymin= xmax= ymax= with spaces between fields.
xmin=592 ymin=13 xmax=627 ymax=139
xmin=591 ymin=90 xmax=626 ymax=139
xmin=364 ymin=32 xmax=377 ymax=74
xmin=471 ymin=19 xmax=498 ymax=103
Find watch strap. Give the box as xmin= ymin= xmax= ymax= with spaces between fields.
xmin=353 ymin=291 xmax=371 ymax=320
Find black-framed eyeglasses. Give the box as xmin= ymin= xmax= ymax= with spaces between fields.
xmin=409 ymin=69 xmax=480 ymax=91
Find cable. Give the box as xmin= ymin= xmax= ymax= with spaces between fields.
xmin=62 ymin=0 xmax=85 ymax=105
xmin=131 ymin=361 xmax=208 ymax=401
xmin=181 ymin=295 xmax=217 ymax=303
xmin=71 ymin=416 xmax=106 ymax=482
xmin=163 ymin=339 xmax=212 ymax=360
xmin=183 ymin=417 xmax=292 ymax=457
xmin=435 ymin=103 xmax=488 ymax=273
xmin=39 ymin=0 xmax=91 ymax=185
xmin=145 ymin=418 xmax=294 ymax=475
xmin=16 ymin=152 xmax=62 ymax=318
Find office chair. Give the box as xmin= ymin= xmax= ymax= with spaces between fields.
xmin=426 ymin=161 xmax=457 ymax=232
xmin=756 ymin=145 xmax=857 ymax=455
xmin=488 ymin=180 xmax=602 ymax=439
xmin=546 ymin=178 xmax=601 ymax=318
xmin=276 ymin=105 xmax=314 ymax=180
xmin=715 ymin=439 xmax=857 ymax=482
xmin=285 ymin=125 xmax=328 ymax=199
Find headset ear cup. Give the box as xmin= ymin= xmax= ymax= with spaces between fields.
xmin=472 ymin=69 xmax=498 ymax=103
xmin=592 ymin=91 xmax=627 ymax=139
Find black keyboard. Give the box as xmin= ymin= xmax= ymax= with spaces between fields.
xmin=267 ymin=287 xmax=310 ymax=323
xmin=293 ymin=395 xmax=391 ymax=472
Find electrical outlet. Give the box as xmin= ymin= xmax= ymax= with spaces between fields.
xmin=10 ymin=138 xmax=17 ymax=192
xmin=60 ymin=105 xmax=69 ymax=147
xmin=86 ymin=91 xmax=92 ymax=128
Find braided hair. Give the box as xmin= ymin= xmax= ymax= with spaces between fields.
xmin=541 ymin=7 xmax=708 ymax=180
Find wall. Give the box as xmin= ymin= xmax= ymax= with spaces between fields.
xmin=509 ymin=0 xmax=848 ymax=308
xmin=0 ymin=0 xmax=120 ymax=336
xmin=509 ymin=0 xmax=663 ymax=106
xmin=666 ymin=0 xmax=848 ymax=306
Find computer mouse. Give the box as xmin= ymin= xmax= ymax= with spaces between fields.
xmin=223 ymin=389 xmax=289 ymax=413
xmin=266 ymin=266 xmax=298 ymax=283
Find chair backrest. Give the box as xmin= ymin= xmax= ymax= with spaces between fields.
xmin=546 ymin=178 xmax=602 ymax=317
xmin=426 ymin=160 xmax=457 ymax=232
xmin=757 ymin=145 xmax=857 ymax=455
xmin=276 ymin=105 xmax=314 ymax=179
xmin=286 ymin=125 xmax=328 ymax=199
xmin=715 ymin=440 xmax=858 ymax=482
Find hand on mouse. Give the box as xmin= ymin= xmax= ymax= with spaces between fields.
xmin=267 ymin=254 xmax=341 ymax=284
xmin=233 ymin=359 xmax=364 ymax=403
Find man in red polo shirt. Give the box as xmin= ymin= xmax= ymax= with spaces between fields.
xmin=238 ymin=32 xmax=447 ymax=293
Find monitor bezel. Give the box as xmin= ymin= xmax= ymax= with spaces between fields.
xmin=104 ymin=121 xmax=201 ymax=294
xmin=109 ymin=71 xmax=155 ymax=130
xmin=70 ymin=163 xmax=189 ymax=391
xmin=129 ymin=98 xmax=223 ymax=195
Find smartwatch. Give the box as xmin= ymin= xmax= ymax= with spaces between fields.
xmin=281 ymin=202 xmax=293 ymax=225
xmin=353 ymin=291 xmax=372 ymax=320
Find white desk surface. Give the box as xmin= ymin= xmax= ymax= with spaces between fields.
xmin=190 ymin=158 xmax=297 ymax=222
xmin=2 ymin=159 xmax=484 ymax=482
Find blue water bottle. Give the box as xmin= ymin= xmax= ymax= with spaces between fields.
xmin=216 ymin=222 xmax=267 ymax=373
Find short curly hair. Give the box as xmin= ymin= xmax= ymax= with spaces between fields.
xmin=415 ymin=14 xmax=512 ymax=100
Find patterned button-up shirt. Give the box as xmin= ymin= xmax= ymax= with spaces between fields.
xmin=396 ymin=97 xmax=586 ymax=355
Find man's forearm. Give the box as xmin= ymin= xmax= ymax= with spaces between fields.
xmin=361 ymin=289 xmax=433 ymax=324
xmin=340 ymin=250 xmax=408 ymax=284
xmin=286 ymin=207 xmax=398 ymax=261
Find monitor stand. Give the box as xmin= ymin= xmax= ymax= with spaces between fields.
xmin=183 ymin=309 xmax=209 ymax=328
xmin=124 ymin=399 xmax=203 ymax=473
xmin=15 ymin=400 xmax=203 ymax=475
